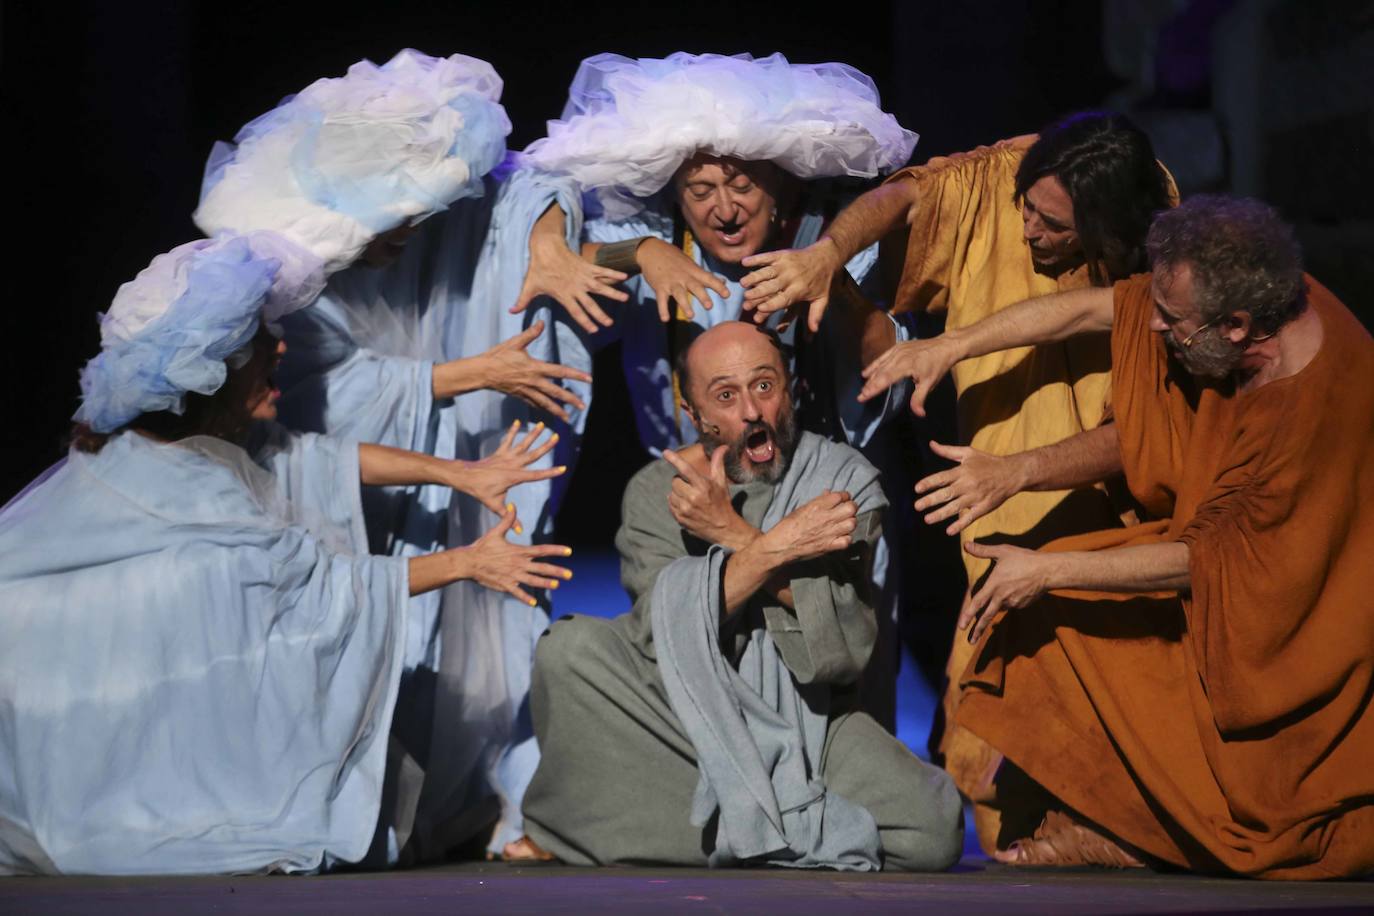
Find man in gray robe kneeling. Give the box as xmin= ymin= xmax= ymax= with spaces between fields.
xmin=522 ymin=321 xmax=964 ymax=871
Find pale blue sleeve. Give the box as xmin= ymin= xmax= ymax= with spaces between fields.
xmin=276 ymin=297 xmax=437 ymax=455
xmin=249 ymin=423 xmax=369 ymax=555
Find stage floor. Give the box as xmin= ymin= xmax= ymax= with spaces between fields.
xmin=4 ymin=858 xmax=1372 ymax=915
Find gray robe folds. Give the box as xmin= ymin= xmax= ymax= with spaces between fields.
xmin=523 ymin=431 xmax=963 ymax=871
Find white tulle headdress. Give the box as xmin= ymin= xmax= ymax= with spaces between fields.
xmin=194 ymin=49 xmax=511 ymax=274
xmin=75 ymin=233 xmax=326 ymax=434
xmin=522 ymin=52 xmax=918 ymax=218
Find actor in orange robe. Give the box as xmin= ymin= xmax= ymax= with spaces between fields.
xmin=861 ymin=195 xmax=1374 ymax=878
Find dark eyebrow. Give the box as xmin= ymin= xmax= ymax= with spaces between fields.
xmin=707 ymin=365 xmax=777 ymax=389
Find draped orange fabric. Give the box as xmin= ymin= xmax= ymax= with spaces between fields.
xmin=957 ymin=274 xmax=1374 ymax=879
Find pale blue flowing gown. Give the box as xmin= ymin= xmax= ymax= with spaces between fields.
xmin=0 ymin=430 xmax=409 ymax=875
xmin=273 ymin=162 xmax=587 ymax=854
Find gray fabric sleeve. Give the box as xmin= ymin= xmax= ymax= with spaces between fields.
xmin=613 ymin=460 xmax=689 ymax=652
xmin=761 ymin=508 xmax=882 ymax=687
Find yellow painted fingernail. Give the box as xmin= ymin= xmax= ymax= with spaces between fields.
xmin=548 ymin=580 xmax=560 ymax=589
xmin=506 ymin=503 xmax=515 ymax=513
xmin=515 ymin=525 xmax=523 ymax=534
xmin=563 ymin=548 xmax=573 ymax=557
xmin=536 ymin=422 xmax=545 ymax=430
xmin=562 ymin=570 xmax=573 ymax=580
xmin=550 ymin=434 xmax=559 ymax=444
xmin=555 ymin=466 xmax=567 ymax=473
xmin=527 ymin=598 xmax=537 ymax=607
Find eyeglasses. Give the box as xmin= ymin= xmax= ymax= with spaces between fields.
xmin=1179 ymin=316 xmax=1220 ymax=349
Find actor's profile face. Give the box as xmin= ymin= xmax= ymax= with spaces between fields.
xmin=1022 ymin=175 xmax=1082 ymax=274
xmin=360 ymin=221 xmax=420 ymax=269
xmin=673 ymin=155 xmax=781 ymax=265
xmin=685 ymin=325 xmax=798 ymax=484
xmin=1149 ymin=263 xmax=1240 ymax=380
xmin=237 ymin=332 xmax=287 ymax=423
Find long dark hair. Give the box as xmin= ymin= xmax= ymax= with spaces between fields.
xmin=1014 ymin=111 xmax=1172 ymax=285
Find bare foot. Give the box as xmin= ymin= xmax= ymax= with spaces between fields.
xmin=501 ymin=835 xmax=555 ymax=862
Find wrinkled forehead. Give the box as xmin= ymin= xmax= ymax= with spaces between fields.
xmin=688 ymin=325 xmax=786 ymax=387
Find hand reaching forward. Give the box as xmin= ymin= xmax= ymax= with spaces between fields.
xmin=915 ymin=441 xmax=1027 ymax=536
xmin=476 ymin=320 xmax=592 ymax=422
xmin=856 ymin=335 xmax=962 ymax=416
xmin=740 ymin=238 xmax=844 ymax=333
xmin=664 ymin=445 xmax=756 ymax=550
xmin=455 ymin=507 xmax=573 ymax=607
xmin=761 ymin=490 xmax=860 ymax=565
xmin=452 ymin=420 xmax=566 ymax=524
xmin=957 ymin=542 xmax=1056 ymax=644
xmin=638 ymin=237 xmax=730 ymax=322
xmin=511 ymin=229 xmax=628 ymax=334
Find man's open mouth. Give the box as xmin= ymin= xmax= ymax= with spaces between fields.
xmin=744 ymin=427 xmax=775 ymax=464
xmin=713 ymin=222 xmax=745 ymax=246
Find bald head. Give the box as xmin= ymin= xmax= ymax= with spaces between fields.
xmin=679 ymin=321 xmax=787 ymax=408
xmin=678 ymin=321 xmax=797 ymax=484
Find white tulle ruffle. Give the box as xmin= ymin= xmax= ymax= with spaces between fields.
xmin=194 ymin=49 xmax=511 ymax=274
xmin=523 ymin=52 xmax=917 ymax=218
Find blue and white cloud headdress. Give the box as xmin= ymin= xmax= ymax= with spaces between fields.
xmin=194 ymin=49 xmax=511 ymax=274
xmin=75 ymin=233 xmax=325 ymax=434
xmin=522 ymin=52 xmax=918 ymax=218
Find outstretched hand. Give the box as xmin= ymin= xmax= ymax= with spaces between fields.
xmin=454 ymin=420 xmax=566 ymax=525
xmin=664 ymin=445 xmax=754 ymax=548
xmin=638 ymin=237 xmax=729 ymax=322
xmin=740 ymin=239 xmax=844 ymax=333
xmin=915 ymin=441 xmax=1026 ymax=535
xmin=456 ymin=506 xmax=573 ymax=607
xmin=478 ymin=320 xmax=592 ymax=422
xmin=957 ymin=541 xmax=1056 ymax=644
xmin=857 ymin=336 xmax=961 ymax=416
xmin=511 ymin=231 xmax=628 ymax=334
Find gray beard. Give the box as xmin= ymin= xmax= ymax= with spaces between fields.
xmin=697 ymin=403 xmax=799 ymax=485
xmin=1166 ymin=327 xmax=1243 ymax=380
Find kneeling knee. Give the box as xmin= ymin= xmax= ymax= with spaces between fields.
xmin=882 ymin=767 xmax=965 ymax=872
xmin=533 ymin=616 xmax=619 ymax=688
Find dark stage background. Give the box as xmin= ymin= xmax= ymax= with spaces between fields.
xmin=5 ymin=0 xmax=1371 ymax=548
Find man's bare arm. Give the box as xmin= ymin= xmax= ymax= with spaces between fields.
xmin=858 ymin=285 xmax=1117 ymax=414
xmin=916 ymin=425 xmax=1124 ymax=535
xmin=959 ymin=540 xmax=1190 ymax=642
xmin=821 ymin=178 xmax=923 ymax=267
